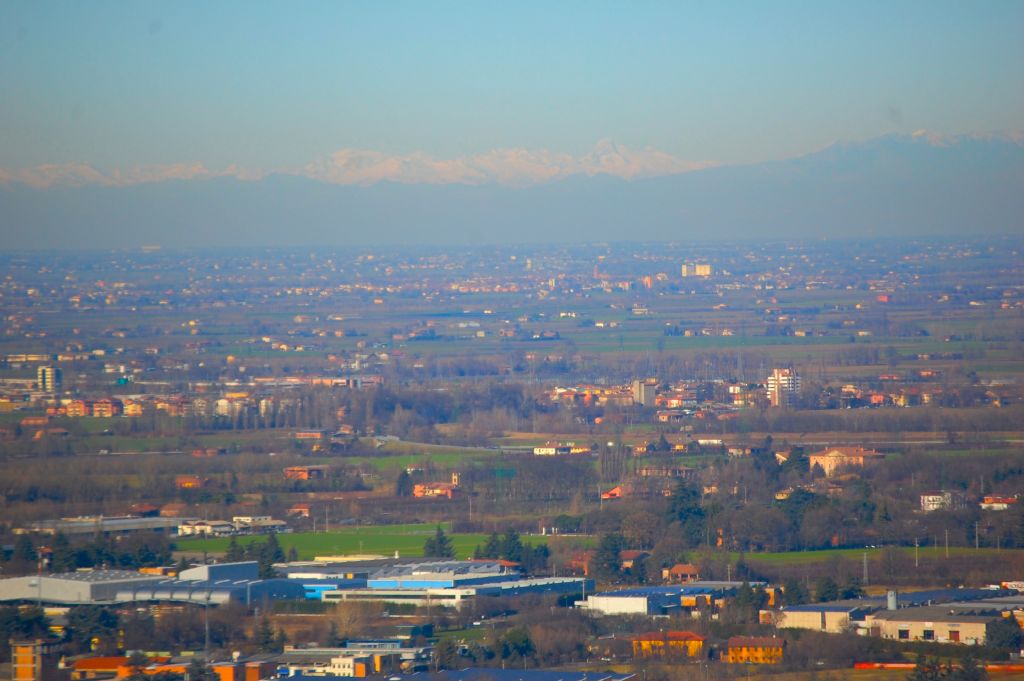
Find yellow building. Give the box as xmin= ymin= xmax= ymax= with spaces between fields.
xmin=807 ymin=446 xmax=884 ymax=477
xmin=724 ymin=636 xmax=784 ymax=664
xmin=11 ymin=639 xmax=65 ymax=681
xmin=631 ymin=631 xmax=705 ymax=658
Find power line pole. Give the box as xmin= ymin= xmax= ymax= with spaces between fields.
xmin=204 ymin=592 xmax=211 ymax=659
xmin=863 ymin=551 xmax=868 ymax=585
xmin=945 ymin=529 xmax=949 ymax=559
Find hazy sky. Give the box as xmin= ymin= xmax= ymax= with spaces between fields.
xmin=2 ymin=0 xmax=1022 ymax=179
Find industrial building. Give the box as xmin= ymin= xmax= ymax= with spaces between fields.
xmin=577 ymin=582 xmax=753 ymax=616
xmin=773 ymin=603 xmax=873 ymax=633
xmin=771 ymin=588 xmax=1019 ymax=643
xmin=0 ymin=563 xmax=305 ymax=607
xmin=321 ymin=576 xmax=590 ymax=609
xmin=0 ymin=570 xmax=165 ymax=604
xmin=861 ymin=607 xmax=1000 ymax=644
xmin=15 ymin=516 xmax=187 ymax=537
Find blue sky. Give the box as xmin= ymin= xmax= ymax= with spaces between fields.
xmin=1 ymin=0 xmax=1022 ymax=179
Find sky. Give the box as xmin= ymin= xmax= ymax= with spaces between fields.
xmin=1 ymin=0 xmax=1023 ymax=187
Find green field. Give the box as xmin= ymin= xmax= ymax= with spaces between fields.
xmin=175 ymin=523 xmax=549 ymax=560
xmin=736 ymin=545 xmax=1024 ymax=566
xmin=176 ymin=527 xmax=1019 ymax=566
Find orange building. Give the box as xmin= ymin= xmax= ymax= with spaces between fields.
xmin=122 ymin=400 xmax=146 ymax=417
xmin=174 ymin=475 xmax=206 ymax=489
xmin=631 ymin=631 xmax=705 ymax=658
xmin=724 ymin=636 xmax=785 ymax=664
xmin=91 ymin=398 xmax=123 ymax=417
xmin=65 ymin=400 xmax=89 ymax=417
xmin=11 ymin=639 xmax=65 ymax=681
xmin=413 ymin=482 xmax=459 ymax=499
xmin=283 ymin=465 xmax=329 ymax=481
xmin=288 ymin=502 xmax=312 ymax=517
xmin=413 ymin=472 xmax=461 ymax=498
xmin=663 ymin=562 xmax=701 ymax=583
xmin=72 ymin=656 xmax=169 ymax=680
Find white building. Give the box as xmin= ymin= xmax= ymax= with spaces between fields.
xmin=766 ymin=368 xmax=800 ymax=407
xmin=920 ymin=491 xmax=964 ymax=512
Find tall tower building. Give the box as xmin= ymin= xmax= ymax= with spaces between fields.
xmin=766 ymin=368 xmax=800 ymax=408
xmin=632 ymin=379 xmax=656 ymax=407
xmin=37 ymin=366 xmax=62 ymax=393
xmin=11 ymin=639 xmax=64 ymax=681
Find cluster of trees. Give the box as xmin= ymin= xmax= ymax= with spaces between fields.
xmin=423 ymin=526 xmax=456 ymax=558
xmin=1 ymin=533 xmax=173 ymax=576
xmin=224 ymin=533 xmax=293 ymax=577
xmin=1 ymin=603 xmax=265 ymax=659
xmin=0 ymin=606 xmax=48 ymax=661
xmin=433 ymin=606 xmax=600 ymax=669
xmin=472 ymin=528 xmax=550 ymax=574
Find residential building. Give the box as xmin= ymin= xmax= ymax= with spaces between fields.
xmin=65 ymin=400 xmax=89 ymax=417
xmin=177 ymin=520 xmax=235 ymax=537
xmin=920 ymin=490 xmax=965 ymax=512
xmin=723 ymin=636 xmax=784 ymax=664
xmin=289 ymin=502 xmax=312 ymax=518
xmin=174 ymin=475 xmax=206 ymax=489
xmin=632 ymin=379 xmax=656 ymax=407
xmin=533 ymin=443 xmax=572 ymax=456
xmin=663 ymin=563 xmax=701 ymax=583
xmin=36 ymin=366 xmax=62 ymax=393
xmin=631 ymin=631 xmax=705 ymax=658
xmin=413 ymin=473 xmax=461 ymax=499
xmin=636 ymin=466 xmax=694 ymax=480
xmin=294 ymin=430 xmax=328 ymax=440
xmin=981 ymin=495 xmax=1019 ymax=511
xmin=766 ymin=368 xmax=800 ymax=408
xmin=681 ymin=263 xmax=712 ymax=277
xmin=807 ymin=446 xmax=884 ymax=477
xmin=284 ymin=465 xmax=330 ymax=481
xmin=232 ymin=515 xmax=289 ymax=534
xmin=91 ymin=398 xmax=123 ymax=417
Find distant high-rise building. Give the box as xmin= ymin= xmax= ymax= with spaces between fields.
xmin=632 ymin=379 xmax=656 ymax=407
xmin=37 ymin=366 xmax=61 ymax=393
xmin=766 ymin=368 xmax=800 ymax=407
xmin=681 ymin=263 xmax=712 ymax=277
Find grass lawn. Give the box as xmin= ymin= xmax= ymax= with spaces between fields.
xmin=174 ymin=523 xmax=549 ymax=560
xmin=737 ymin=546 xmax=1024 ymax=566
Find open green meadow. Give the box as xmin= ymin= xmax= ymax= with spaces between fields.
xmin=737 ymin=545 xmax=1024 ymax=566
xmin=175 ymin=523 xmax=549 ymax=560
